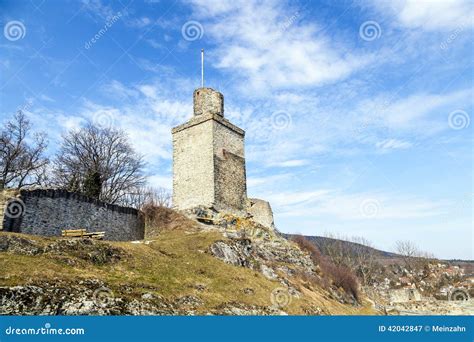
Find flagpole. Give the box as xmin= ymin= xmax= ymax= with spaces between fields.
xmin=201 ymin=49 xmax=204 ymax=88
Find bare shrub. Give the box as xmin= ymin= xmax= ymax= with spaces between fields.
xmin=122 ymin=186 xmax=171 ymax=209
xmin=291 ymin=235 xmax=323 ymax=265
xmin=142 ymin=205 xmax=196 ymax=238
xmin=292 ymin=234 xmax=360 ymax=301
xmin=321 ymin=261 xmax=360 ymax=301
xmin=319 ymin=233 xmax=380 ymax=286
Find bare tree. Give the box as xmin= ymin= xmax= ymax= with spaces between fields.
xmin=320 ymin=233 xmax=380 ymax=286
xmin=350 ymin=236 xmax=379 ymax=286
xmin=395 ymin=240 xmax=434 ymax=273
xmin=146 ymin=186 xmax=172 ymax=208
xmin=121 ymin=185 xmax=172 ymax=209
xmin=53 ymin=123 xmax=145 ymax=204
xmin=395 ymin=240 xmax=419 ymax=271
xmin=0 ymin=111 xmax=48 ymax=189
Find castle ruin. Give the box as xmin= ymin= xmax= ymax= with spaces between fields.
xmin=172 ymin=87 xmax=247 ymax=215
xmin=172 ymin=87 xmax=275 ymax=229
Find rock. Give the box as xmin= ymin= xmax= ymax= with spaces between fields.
xmin=243 ymin=288 xmax=255 ymax=295
xmin=0 ymin=235 xmax=43 ymax=255
xmin=141 ymin=293 xmax=154 ymax=300
xmin=175 ymin=295 xmax=203 ymax=308
xmin=45 ymin=239 xmax=123 ymax=265
xmin=260 ymin=264 xmax=278 ymax=280
xmin=209 ymin=239 xmax=253 ymax=268
xmin=194 ymin=284 xmax=207 ymax=292
xmin=0 ymin=282 xmax=180 ymax=316
xmin=0 ymin=286 xmax=46 ymax=315
xmin=212 ymin=302 xmax=284 ymax=316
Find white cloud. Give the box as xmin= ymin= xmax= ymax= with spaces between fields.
xmin=265 ymin=189 xmax=449 ymax=220
xmin=268 ymin=159 xmax=310 ymax=168
xmin=375 ymin=138 xmax=412 ymax=150
xmin=127 ymin=17 xmax=152 ymax=28
xmin=189 ymin=0 xmax=375 ymax=92
xmin=267 ymin=190 xmax=331 ymax=207
xmin=79 ymin=90 xmax=191 ymax=164
xmin=247 ymin=173 xmax=290 ymax=188
xmin=138 ymin=84 xmax=158 ymax=99
xmin=148 ymin=175 xmax=172 ymax=190
xmin=102 ymin=80 xmax=140 ymax=100
xmin=355 ymin=88 xmax=472 ymax=133
xmin=81 ymin=0 xmax=123 ymax=21
xmin=372 ymin=0 xmax=473 ymax=31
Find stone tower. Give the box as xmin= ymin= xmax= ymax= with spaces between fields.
xmin=172 ymin=87 xmax=247 ymax=214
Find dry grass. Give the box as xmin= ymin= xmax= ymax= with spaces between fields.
xmin=0 ymin=228 xmax=373 ymax=314
xmin=142 ymin=205 xmax=198 ymax=238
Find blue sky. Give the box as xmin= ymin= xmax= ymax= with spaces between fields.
xmin=0 ymin=0 xmax=472 ymax=259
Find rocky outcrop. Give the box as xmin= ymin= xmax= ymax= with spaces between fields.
xmin=207 ymin=213 xmax=314 ymax=276
xmin=0 ymin=234 xmax=43 ymax=255
xmin=209 ymin=239 xmax=253 ymax=268
xmin=0 ymin=234 xmax=123 ymax=265
xmin=0 ymin=281 xmax=178 ymax=315
xmin=0 ymin=281 xmax=293 ymax=316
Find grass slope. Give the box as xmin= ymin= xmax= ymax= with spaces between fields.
xmin=0 ymin=229 xmax=375 ymax=315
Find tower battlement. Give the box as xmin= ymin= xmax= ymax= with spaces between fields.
xmin=193 ymin=87 xmax=224 ymax=117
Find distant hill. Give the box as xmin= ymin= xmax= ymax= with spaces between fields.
xmin=284 ymin=234 xmax=474 ymax=267
xmin=284 ymin=234 xmax=399 ymax=259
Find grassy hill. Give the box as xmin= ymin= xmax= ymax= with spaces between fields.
xmin=0 ymin=210 xmax=376 ymax=315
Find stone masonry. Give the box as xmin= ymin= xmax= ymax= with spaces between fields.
xmin=172 ymin=88 xmax=247 ymax=215
xmin=247 ymin=198 xmax=275 ymax=229
xmin=1 ymin=189 xmax=144 ymax=241
xmin=172 ymin=87 xmax=276 ymax=229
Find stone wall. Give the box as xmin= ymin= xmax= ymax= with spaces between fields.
xmin=212 ymin=117 xmax=247 ymax=213
xmin=247 ymin=198 xmax=275 ymax=229
xmin=1 ymin=189 xmax=144 ymax=241
xmin=172 ymin=117 xmax=215 ymax=210
xmin=389 ymin=289 xmax=422 ymax=303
